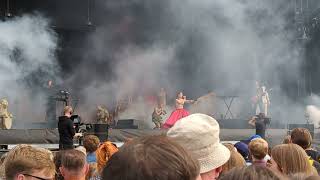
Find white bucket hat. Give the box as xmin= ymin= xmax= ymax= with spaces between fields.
xmin=167 ymin=113 xmax=230 ymax=174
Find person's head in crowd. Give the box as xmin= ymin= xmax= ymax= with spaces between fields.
xmin=248 ymin=138 xmax=269 ymax=166
xmin=0 ymin=153 xmax=7 ymax=166
xmin=219 ymin=165 xmax=280 ymax=180
xmin=305 ymin=176 xmax=320 ymax=180
xmin=167 ymin=113 xmax=230 ymax=180
xmin=221 ymin=143 xmax=246 ymax=174
xmin=242 ymin=134 xmax=262 ymax=145
xmin=83 ymin=135 xmax=100 ymax=163
xmin=234 ymin=142 xmax=249 ymax=160
xmin=102 ymin=135 xmax=201 ymax=180
xmin=64 ymin=106 xmax=73 ymax=117
xmin=283 ymin=135 xmax=292 ymax=144
xmin=60 ymin=149 xmax=89 ymax=180
xmin=269 ymin=144 xmax=316 ymax=176
xmin=53 ymin=151 xmax=64 ymax=180
xmin=96 ymin=141 xmax=119 ymax=173
xmin=5 ymin=145 xmax=55 ymax=180
xmin=289 ymin=173 xmax=320 ymax=180
xmin=86 ymin=163 xmax=100 ymax=180
xmin=291 ymin=128 xmax=320 ymax=172
xmin=0 ymin=145 xmax=47 ymax=177
xmin=75 ymin=146 xmax=87 ymax=155
xmin=290 ymin=128 xmax=312 ymax=150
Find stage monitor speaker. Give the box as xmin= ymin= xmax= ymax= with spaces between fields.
xmin=115 ymin=119 xmax=139 ymax=129
xmin=288 ymin=124 xmax=314 ymax=138
xmin=85 ymin=124 xmax=109 ymax=142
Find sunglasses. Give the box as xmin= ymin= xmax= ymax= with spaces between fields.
xmin=23 ymin=174 xmax=54 ymax=180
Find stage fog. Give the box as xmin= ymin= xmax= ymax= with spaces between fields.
xmin=1 ymin=0 xmax=320 ymax=128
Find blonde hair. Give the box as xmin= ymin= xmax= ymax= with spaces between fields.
xmin=249 ymin=138 xmax=268 ymax=160
xmin=4 ymin=145 xmax=55 ymax=179
xmin=271 ymin=144 xmax=314 ymax=175
xmin=86 ymin=163 xmax=99 ymax=180
xmin=282 ymin=135 xmax=291 ymax=144
xmin=64 ymin=106 xmax=73 ymax=115
xmin=222 ymin=143 xmax=246 ymax=173
xmin=75 ymin=146 xmax=87 ymax=155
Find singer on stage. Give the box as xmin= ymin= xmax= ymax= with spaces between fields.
xmin=162 ymin=92 xmax=194 ymax=129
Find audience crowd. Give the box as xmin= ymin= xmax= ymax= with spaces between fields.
xmin=2 ymin=113 xmax=320 ymax=180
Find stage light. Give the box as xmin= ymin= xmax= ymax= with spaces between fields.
xmin=5 ymin=0 xmax=12 ymax=17
xmin=87 ymin=0 xmax=93 ymax=26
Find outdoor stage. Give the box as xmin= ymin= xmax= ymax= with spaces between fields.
xmin=0 ymin=128 xmax=316 ymax=148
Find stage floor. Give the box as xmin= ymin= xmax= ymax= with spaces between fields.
xmin=0 ymin=128 xmax=290 ymax=147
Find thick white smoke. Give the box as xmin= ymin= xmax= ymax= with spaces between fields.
xmin=0 ymin=14 xmax=59 ymax=126
xmin=306 ymin=105 xmax=320 ymax=128
xmin=165 ymin=0 xmax=305 ymax=124
xmin=76 ymin=45 xmax=175 ymax=124
xmin=75 ymin=0 xmax=308 ymax=127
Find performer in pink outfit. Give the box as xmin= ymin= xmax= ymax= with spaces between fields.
xmin=162 ymin=92 xmax=194 ymax=129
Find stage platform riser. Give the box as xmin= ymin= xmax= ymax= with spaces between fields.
xmin=0 ymin=128 xmax=291 ymax=147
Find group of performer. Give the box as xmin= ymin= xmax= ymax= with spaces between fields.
xmin=0 ymin=80 xmax=271 ymax=136
xmin=56 ymin=81 xmax=269 ymax=131
xmin=151 ymin=81 xmax=271 ymax=134
xmin=151 ymin=90 xmax=195 ymax=129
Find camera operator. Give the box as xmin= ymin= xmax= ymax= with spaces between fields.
xmin=58 ymin=106 xmax=82 ymax=150
xmin=248 ymin=113 xmax=270 ymax=139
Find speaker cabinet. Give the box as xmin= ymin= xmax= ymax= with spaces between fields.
xmin=85 ymin=124 xmax=109 ymax=142
xmin=288 ymin=124 xmax=314 ymax=138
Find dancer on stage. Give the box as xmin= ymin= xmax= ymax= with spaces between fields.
xmin=162 ymin=92 xmax=194 ymax=129
xmin=261 ymin=86 xmax=270 ymax=116
xmin=152 ymin=102 xmax=166 ymax=129
xmin=252 ymin=81 xmax=262 ymax=115
xmin=0 ymin=99 xmax=13 ymax=129
xmin=96 ymin=105 xmax=110 ymax=124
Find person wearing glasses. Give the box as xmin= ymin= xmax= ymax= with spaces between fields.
xmin=58 ymin=106 xmax=82 ymax=150
xmin=4 ymin=146 xmax=55 ymax=180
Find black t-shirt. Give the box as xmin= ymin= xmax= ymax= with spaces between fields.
xmin=255 ymin=118 xmax=267 ymax=137
xmin=58 ymin=116 xmax=75 ymax=145
xmin=306 ymin=149 xmax=320 ymax=163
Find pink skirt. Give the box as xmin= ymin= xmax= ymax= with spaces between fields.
xmin=162 ymin=108 xmax=190 ymax=129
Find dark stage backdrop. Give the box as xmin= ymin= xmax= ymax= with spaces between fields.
xmin=2 ymin=0 xmax=320 ymax=99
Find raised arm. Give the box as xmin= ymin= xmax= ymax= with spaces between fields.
xmin=185 ymin=99 xmax=195 ymax=103
xmin=182 ymin=96 xmax=194 ymax=104
xmin=248 ymin=116 xmax=256 ymax=127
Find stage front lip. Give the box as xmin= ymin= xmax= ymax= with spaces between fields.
xmin=0 ymin=128 xmax=292 ymax=147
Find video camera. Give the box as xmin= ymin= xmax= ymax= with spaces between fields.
xmin=70 ymin=115 xmax=93 ymax=133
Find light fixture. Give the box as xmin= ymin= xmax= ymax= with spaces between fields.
xmin=6 ymin=0 xmax=12 ymax=17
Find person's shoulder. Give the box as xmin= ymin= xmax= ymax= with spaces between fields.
xmin=306 ymin=149 xmax=319 ymax=155
xmin=310 ymin=157 xmax=320 ymax=172
xmin=307 ymin=149 xmax=320 ymax=159
xmin=89 ymin=176 xmax=101 ymax=180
